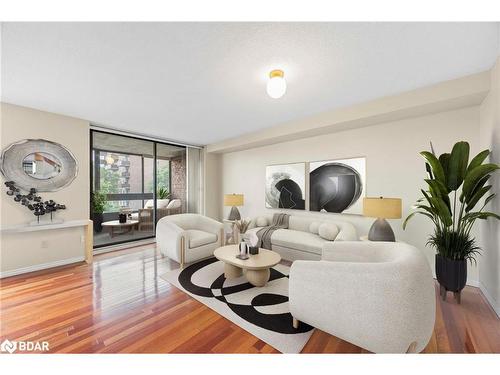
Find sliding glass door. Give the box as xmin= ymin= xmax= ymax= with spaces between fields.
xmin=90 ymin=130 xmax=193 ymax=248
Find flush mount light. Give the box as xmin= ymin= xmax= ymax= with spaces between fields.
xmin=266 ymin=69 xmax=286 ymax=99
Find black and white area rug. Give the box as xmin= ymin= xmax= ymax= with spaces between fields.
xmin=160 ymin=257 xmax=314 ymax=353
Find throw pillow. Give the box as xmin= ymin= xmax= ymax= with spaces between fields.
xmin=318 ymin=223 xmax=339 ymax=241
xmin=309 ymin=221 xmax=321 ymax=234
xmin=256 ymin=216 xmax=268 ymax=227
xmin=157 ymin=199 xmax=170 ymax=209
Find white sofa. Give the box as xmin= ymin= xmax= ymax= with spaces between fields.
xmin=289 ymin=241 xmax=436 ymax=353
xmin=246 ymin=214 xmax=357 ymax=261
xmin=156 ymin=214 xmax=224 ymax=268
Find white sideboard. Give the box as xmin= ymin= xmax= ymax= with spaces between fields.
xmin=1 ymin=219 xmax=94 ymax=265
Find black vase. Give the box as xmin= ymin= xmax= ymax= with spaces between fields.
xmin=435 ymin=254 xmax=467 ymax=300
xmin=119 ymin=213 xmax=127 ymax=223
xmin=93 ymin=213 xmax=103 ymax=233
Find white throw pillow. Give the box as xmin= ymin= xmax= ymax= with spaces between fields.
xmin=144 ymin=199 xmax=170 ymax=209
xmin=318 ymin=223 xmax=339 ymax=241
xmin=309 ymin=221 xmax=321 ymax=234
xmin=157 ymin=199 xmax=170 ymax=209
xmin=255 ymin=216 xmax=268 ymax=227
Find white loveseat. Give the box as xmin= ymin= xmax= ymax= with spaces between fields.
xmin=289 ymin=241 xmax=436 ymax=353
xmin=246 ymin=214 xmax=357 ymax=261
xmin=156 ymin=214 xmax=224 ymax=268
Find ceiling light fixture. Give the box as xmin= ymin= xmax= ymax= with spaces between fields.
xmin=266 ymin=69 xmax=286 ymax=99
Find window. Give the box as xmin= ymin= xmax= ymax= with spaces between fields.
xmin=91 ymin=130 xmax=194 ymax=248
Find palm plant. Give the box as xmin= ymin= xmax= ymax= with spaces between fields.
xmin=404 ymin=141 xmax=499 ymax=302
xmin=404 ymin=141 xmax=499 ymax=261
xmin=157 ymin=186 xmax=171 ymax=200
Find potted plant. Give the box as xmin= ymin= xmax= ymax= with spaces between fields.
xmin=404 ymin=141 xmax=499 ymax=303
xmin=91 ymin=191 xmax=106 ymax=232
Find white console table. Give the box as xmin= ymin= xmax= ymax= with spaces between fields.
xmin=1 ymin=219 xmax=94 ymax=264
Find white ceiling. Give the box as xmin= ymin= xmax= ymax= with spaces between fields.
xmin=1 ymin=22 xmax=499 ymax=146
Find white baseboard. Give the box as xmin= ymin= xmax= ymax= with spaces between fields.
xmin=478 ymin=282 xmax=500 ymax=318
xmin=466 ymin=279 xmax=481 ymax=288
xmin=0 ymin=256 xmax=85 ymax=279
xmin=464 ymin=280 xmax=499 ymax=318
xmin=430 ymin=277 xmax=499 ymax=318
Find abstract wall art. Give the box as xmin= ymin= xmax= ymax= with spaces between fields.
xmin=309 ymin=157 xmax=366 ymax=214
xmin=265 ymin=163 xmax=305 ymax=210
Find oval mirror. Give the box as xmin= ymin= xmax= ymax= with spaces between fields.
xmin=1 ymin=139 xmax=77 ymax=191
xmin=22 ymin=152 xmax=63 ymax=180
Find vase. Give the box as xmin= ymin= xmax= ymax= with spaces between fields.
xmin=235 ymin=231 xmax=244 ymax=244
xmin=435 ymin=254 xmax=467 ymax=303
xmin=93 ymin=213 xmax=103 ymax=233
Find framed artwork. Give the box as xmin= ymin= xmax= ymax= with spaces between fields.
xmin=265 ymin=163 xmax=305 ymax=210
xmin=309 ymin=157 xmax=366 ymax=215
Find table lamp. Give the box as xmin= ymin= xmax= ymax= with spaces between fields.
xmin=363 ymin=197 xmax=402 ymax=242
xmin=224 ymin=194 xmax=244 ymax=221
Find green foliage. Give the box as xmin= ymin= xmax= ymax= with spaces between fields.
xmin=427 ymin=230 xmax=480 ymax=265
xmin=157 ymin=186 xmax=171 ymax=199
xmin=99 ymin=167 xmax=120 ymax=194
xmin=91 ymin=191 xmax=107 ymax=214
xmin=145 ymin=162 xmax=170 ymax=193
xmin=98 ymin=167 xmax=120 ymax=211
xmin=404 ymin=141 xmax=499 ymax=263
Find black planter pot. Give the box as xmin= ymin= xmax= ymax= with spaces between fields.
xmin=93 ymin=213 xmax=103 ymax=233
xmin=435 ymin=254 xmax=467 ymax=303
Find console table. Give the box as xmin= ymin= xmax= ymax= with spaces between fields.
xmin=1 ymin=219 xmax=94 ymax=264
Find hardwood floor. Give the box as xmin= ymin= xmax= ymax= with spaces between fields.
xmin=1 ymin=244 xmax=499 ymax=353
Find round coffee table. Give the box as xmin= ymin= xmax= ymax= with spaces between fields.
xmin=213 ymin=245 xmax=281 ymax=287
xmin=101 ymin=220 xmax=139 ymax=238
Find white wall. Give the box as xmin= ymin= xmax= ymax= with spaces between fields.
xmin=0 ymin=103 xmax=90 ymax=275
xmin=479 ymin=58 xmax=500 ymax=316
xmin=219 ymin=106 xmax=481 ymax=284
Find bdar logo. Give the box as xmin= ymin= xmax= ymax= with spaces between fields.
xmin=1 ymin=339 xmax=17 ymax=353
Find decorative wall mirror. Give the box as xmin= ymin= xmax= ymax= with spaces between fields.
xmin=0 ymin=139 xmax=78 ymax=191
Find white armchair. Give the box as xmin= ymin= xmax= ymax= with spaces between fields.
xmin=289 ymin=241 xmax=435 ymax=353
xmin=156 ymin=214 xmax=224 ymax=268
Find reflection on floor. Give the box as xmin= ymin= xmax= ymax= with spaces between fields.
xmin=1 ymin=244 xmax=498 ymax=353
xmin=93 ymin=230 xmax=154 ymax=247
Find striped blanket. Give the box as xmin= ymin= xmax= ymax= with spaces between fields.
xmin=257 ymin=213 xmax=290 ymax=250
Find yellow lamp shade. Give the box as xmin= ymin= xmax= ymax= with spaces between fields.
xmin=224 ymin=194 xmax=244 ymax=207
xmin=363 ymin=197 xmax=402 ymax=219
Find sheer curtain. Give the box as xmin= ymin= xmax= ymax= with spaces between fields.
xmin=186 ymin=147 xmax=203 ymax=214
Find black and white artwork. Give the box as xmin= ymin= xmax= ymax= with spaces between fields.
xmin=265 ymin=163 xmax=305 ymax=210
xmin=309 ymin=157 xmax=366 ymax=215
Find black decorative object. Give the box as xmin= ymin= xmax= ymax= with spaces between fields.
xmin=249 ymin=246 xmax=259 ymax=255
xmin=4 ymin=181 xmax=66 ymax=223
xmin=119 ymin=213 xmax=127 ymax=223
xmin=435 ymin=254 xmax=467 ymax=304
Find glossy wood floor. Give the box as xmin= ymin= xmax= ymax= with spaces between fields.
xmin=1 ymin=244 xmax=499 ymax=353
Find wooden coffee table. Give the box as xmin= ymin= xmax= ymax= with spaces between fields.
xmin=101 ymin=220 xmax=139 ymax=238
xmin=213 ymin=245 xmax=281 ymax=287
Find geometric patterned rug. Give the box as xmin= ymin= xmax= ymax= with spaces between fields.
xmin=160 ymin=257 xmax=314 ymax=353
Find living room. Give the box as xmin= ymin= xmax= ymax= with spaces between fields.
xmin=0 ymin=2 xmax=499 ymax=373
